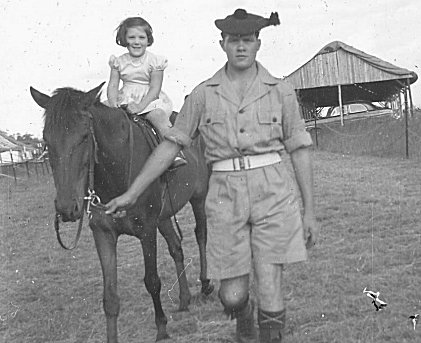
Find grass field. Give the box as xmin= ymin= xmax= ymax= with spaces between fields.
xmin=1 ymin=149 xmax=420 ymax=343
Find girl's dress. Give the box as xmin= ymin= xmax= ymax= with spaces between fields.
xmin=108 ymin=50 xmax=173 ymax=116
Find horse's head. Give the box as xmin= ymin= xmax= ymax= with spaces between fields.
xmin=30 ymin=83 xmax=105 ymax=222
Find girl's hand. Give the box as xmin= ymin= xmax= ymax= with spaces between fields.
xmin=127 ymin=103 xmax=146 ymax=115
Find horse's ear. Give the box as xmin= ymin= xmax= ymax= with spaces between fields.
xmin=30 ymin=87 xmax=51 ymax=109
xmin=83 ymin=82 xmax=106 ymax=106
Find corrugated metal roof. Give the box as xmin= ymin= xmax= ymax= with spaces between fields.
xmin=0 ymin=133 xmax=19 ymax=152
xmin=284 ymin=41 xmax=417 ymax=108
xmin=286 ymin=41 xmax=417 ymax=89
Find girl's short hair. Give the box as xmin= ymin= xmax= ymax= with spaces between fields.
xmin=115 ymin=17 xmax=154 ymax=47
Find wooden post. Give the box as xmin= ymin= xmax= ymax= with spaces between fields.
xmin=45 ymin=159 xmax=51 ymax=174
xmin=338 ymin=84 xmax=344 ymax=126
xmin=34 ymin=160 xmax=39 ymax=179
xmin=0 ymin=153 xmax=3 ymax=175
xmin=407 ymin=78 xmax=414 ymax=118
xmin=40 ymin=160 xmax=45 ymax=175
xmin=25 ymin=160 xmax=30 ymax=179
xmin=9 ymin=150 xmax=17 ymax=184
xmin=398 ymin=90 xmax=403 ymax=118
xmin=404 ymin=84 xmax=409 ymax=159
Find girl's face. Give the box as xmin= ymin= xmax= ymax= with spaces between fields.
xmin=125 ymin=26 xmax=148 ymax=59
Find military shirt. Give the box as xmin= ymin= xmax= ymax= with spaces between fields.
xmin=165 ymin=62 xmax=312 ymax=163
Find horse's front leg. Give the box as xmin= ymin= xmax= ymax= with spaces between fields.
xmin=190 ymin=197 xmax=214 ymax=296
xmin=158 ymin=218 xmax=191 ymax=311
xmin=91 ymin=225 xmax=119 ymax=343
xmin=140 ymin=222 xmax=169 ymax=341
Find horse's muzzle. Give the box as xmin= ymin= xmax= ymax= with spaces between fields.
xmin=54 ymin=198 xmax=82 ymax=222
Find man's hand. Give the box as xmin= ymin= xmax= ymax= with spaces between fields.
xmin=105 ymin=192 xmax=137 ymax=216
xmin=303 ymin=212 xmax=320 ymax=249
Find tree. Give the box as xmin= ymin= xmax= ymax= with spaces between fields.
xmin=15 ymin=133 xmax=42 ymax=145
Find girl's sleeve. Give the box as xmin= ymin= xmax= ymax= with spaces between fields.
xmin=150 ymin=54 xmax=168 ymax=72
xmin=108 ymin=55 xmax=120 ymax=71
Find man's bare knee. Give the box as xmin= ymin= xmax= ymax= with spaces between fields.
xmin=219 ymin=275 xmax=249 ymax=309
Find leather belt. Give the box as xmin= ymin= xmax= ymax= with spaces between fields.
xmin=212 ymin=152 xmax=282 ymax=172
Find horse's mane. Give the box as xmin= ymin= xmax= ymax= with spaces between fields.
xmin=44 ymin=87 xmax=101 ymax=134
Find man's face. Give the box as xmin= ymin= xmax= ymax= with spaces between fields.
xmin=220 ymin=33 xmax=261 ymax=71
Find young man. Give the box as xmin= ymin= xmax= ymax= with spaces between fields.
xmin=105 ymin=8 xmax=319 ymax=343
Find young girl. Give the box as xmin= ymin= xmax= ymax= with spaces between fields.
xmin=107 ymin=17 xmax=186 ymax=168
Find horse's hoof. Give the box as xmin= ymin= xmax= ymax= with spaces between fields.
xmin=178 ymin=305 xmax=190 ymax=312
xmin=156 ymin=332 xmax=170 ymax=341
xmin=201 ymin=282 xmax=215 ymax=296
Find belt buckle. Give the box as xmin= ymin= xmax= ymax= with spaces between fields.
xmin=238 ymin=156 xmax=247 ymax=170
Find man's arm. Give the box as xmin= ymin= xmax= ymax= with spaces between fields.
xmin=105 ymin=140 xmax=181 ymax=214
xmin=290 ymin=147 xmax=320 ymax=248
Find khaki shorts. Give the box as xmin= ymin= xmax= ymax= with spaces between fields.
xmin=205 ymin=162 xmax=307 ymax=280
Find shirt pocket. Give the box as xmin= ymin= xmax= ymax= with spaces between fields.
xmin=199 ymin=112 xmax=227 ymax=152
xmin=257 ymin=110 xmax=283 ymax=139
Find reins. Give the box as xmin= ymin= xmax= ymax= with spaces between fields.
xmin=54 ymin=111 xmax=104 ymax=250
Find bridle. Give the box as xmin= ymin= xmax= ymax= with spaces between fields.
xmin=54 ymin=110 xmax=111 ymax=250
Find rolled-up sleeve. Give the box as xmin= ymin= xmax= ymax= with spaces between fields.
xmin=164 ymin=85 xmax=205 ymax=148
xmin=281 ymin=90 xmax=313 ymax=153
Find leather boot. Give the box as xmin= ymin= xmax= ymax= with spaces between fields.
xmin=258 ymin=309 xmax=286 ymax=343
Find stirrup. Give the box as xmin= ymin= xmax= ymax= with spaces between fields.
xmin=168 ymin=154 xmax=187 ymax=171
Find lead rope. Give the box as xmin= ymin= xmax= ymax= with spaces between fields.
xmin=54 ymin=211 xmax=84 ymax=250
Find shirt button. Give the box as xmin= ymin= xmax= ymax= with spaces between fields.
xmin=239 ymin=128 xmax=245 ymax=133
xmin=206 ymin=118 xmax=211 ymax=123
xmin=272 ymin=117 xmax=278 ymax=122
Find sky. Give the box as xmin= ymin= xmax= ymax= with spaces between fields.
xmin=0 ymin=0 xmax=420 ymax=138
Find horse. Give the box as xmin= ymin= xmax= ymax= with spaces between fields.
xmin=30 ymin=82 xmax=214 ymax=342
